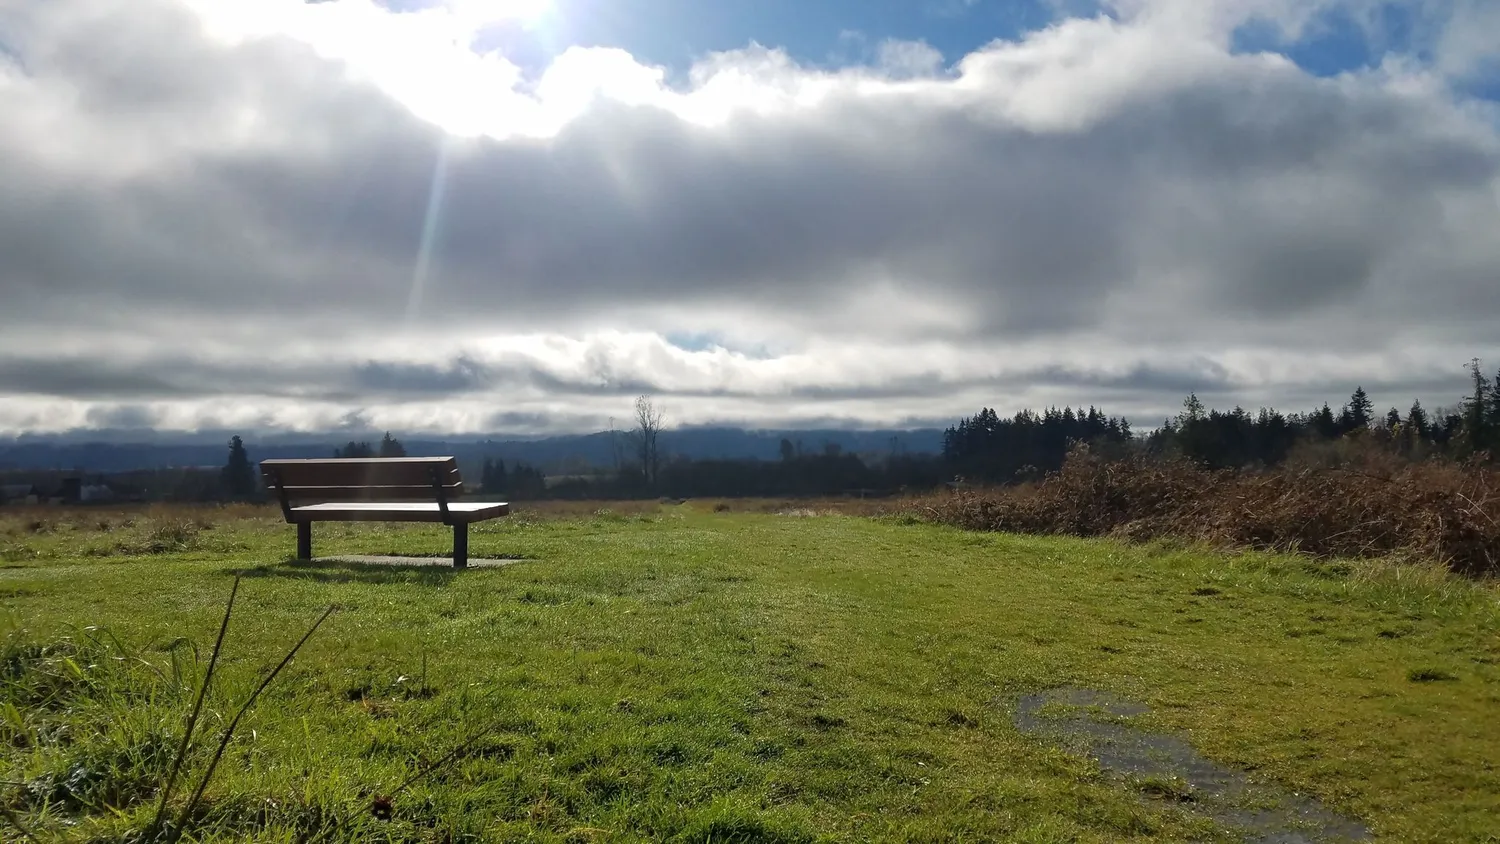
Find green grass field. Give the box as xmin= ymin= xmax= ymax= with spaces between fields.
xmin=2 ymin=504 xmax=1498 ymax=842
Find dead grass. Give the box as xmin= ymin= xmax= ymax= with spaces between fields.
xmin=0 ymin=503 xmax=277 ymax=533
xmin=914 ymin=445 xmax=1500 ymax=575
xmin=0 ymin=505 xmax=271 ymax=560
xmin=503 ymin=496 xmax=902 ymax=519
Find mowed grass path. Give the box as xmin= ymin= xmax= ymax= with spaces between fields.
xmin=2 ymin=505 xmax=1498 ymax=842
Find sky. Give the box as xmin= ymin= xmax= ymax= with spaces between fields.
xmin=1 ymin=0 xmax=1498 ymax=437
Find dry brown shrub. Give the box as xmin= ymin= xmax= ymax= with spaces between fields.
xmin=915 ymin=445 xmax=1500 ymax=575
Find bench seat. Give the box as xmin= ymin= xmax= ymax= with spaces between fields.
xmin=287 ymin=501 xmax=511 ymax=523
xmin=261 ymin=456 xmax=508 ymax=567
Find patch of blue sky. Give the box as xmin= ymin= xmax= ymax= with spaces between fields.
xmin=1231 ymin=4 xmax=1497 ymax=103
xmin=663 ymin=331 xmax=775 ymax=359
xmin=374 ymin=0 xmax=1496 ymax=100
xmin=462 ymin=0 xmax=1063 ymax=77
xmin=1455 ymin=66 xmax=1500 ymax=103
xmin=1230 ymin=3 xmax=1424 ymax=77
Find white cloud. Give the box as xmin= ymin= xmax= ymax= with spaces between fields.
xmin=1434 ymin=0 xmax=1500 ymax=82
xmin=0 ymin=0 xmax=1497 ymax=437
xmin=876 ymin=39 xmax=946 ymax=77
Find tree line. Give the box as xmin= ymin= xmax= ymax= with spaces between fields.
xmin=942 ymin=406 xmax=1133 ymax=483
xmin=1145 ymin=359 xmax=1500 ymax=471
xmin=206 ymin=362 xmax=1500 ymax=501
xmin=944 ymin=359 xmax=1500 ymax=482
xmin=332 ymin=432 xmax=408 ymax=459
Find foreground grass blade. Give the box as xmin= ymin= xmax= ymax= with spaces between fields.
xmin=1 ymin=803 xmax=40 ymax=843
xmin=393 ymin=719 xmax=500 ymax=795
xmin=307 ymin=717 xmax=502 ymax=843
xmin=0 ymin=803 xmax=40 ymax=839
xmin=151 ymin=575 xmax=240 ymax=836
xmin=170 ymin=604 xmax=337 ymax=841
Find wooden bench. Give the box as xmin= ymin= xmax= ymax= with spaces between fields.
xmin=260 ymin=456 xmax=509 ymax=568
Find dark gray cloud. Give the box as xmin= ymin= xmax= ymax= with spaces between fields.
xmin=0 ymin=348 xmax=1439 ymax=425
xmin=3 ymin=0 xmax=1495 ymax=339
xmin=353 ymin=357 xmax=498 ymax=395
xmin=0 ymin=0 xmax=1497 ymax=434
xmin=82 ymin=405 xmax=158 ymax=430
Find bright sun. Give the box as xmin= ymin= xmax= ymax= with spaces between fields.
xmin=446 ymin=0 xmax=553 ymax=28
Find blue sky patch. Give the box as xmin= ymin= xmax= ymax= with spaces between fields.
xmin=1230 ymin=3 xmax=1424 ymax=77
xmin=374 ymin=0 xmax=1495 ymax=97
xmin=395 ymin=0 xmax=1064 ymax=75
xmin=664 ymin=331 xmax=775 ymax=360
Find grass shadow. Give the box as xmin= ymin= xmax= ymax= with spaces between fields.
xmin=229 ymin=559 xmax=482 ymax=586
xmin=358 ymin=552 xmax=535 ymax=561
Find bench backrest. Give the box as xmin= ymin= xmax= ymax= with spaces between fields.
xmin=261 ymin=457 xmax=463 ymax=505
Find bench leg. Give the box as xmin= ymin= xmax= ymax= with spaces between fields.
xmin=296 ymin=522 xmax=312 ymax=561
xmin=453 ymin=523 xmax=468 ymax=569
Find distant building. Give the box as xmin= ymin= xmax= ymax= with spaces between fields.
xmin=0 ymin=484 xmax=40 ymax=505
xmin=51 ymin=478 xmax=115 ymax=504
xmin=80 ymin=484 xmax=116 ymax=503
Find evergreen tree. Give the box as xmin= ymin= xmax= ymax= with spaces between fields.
xmin=221 ymin=435 xmax=256 ymax=498
xmin=1406 ymin=400 xmax=1429 ymax=438
xmin=1341 ymin=386 xmax=1374 ymax=432
xmin=1179 ymin=393 xmax=1205 ymax=424
xmin=943 ymin=404 xmax=1131 ymax=481
xmin=1311 ymin=403 xmax=1339 ymax=440
xmin=335 ymin=441 xmax=374 ymax=458
xmin=1489 ymin=368 xmax=1500 ymax=434
xmin=1378 ymin=407 xmax=1401 ymax=445
xmin=1463 ymin=359 xmax=1490 ymax=454
xmin=1251 ymin=407 xmax=1295 ymax=464
xmin=1434 ymin=412 xmax=1464 ymax=447
xmin=378 ymin=431 xmax=406 ymax=458
xmin=505 ymin=462 xmax=545 ymax=498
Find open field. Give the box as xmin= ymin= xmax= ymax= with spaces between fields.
xmin=2 ymin=503 xmax=1498 ymax=842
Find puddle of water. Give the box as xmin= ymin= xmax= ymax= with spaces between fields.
xmin=1013 ymin=688 xmax=1371 ymax=843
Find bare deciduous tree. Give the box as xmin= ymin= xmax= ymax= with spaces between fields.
xmin=632 ymin=394 xmax=665 ymax=489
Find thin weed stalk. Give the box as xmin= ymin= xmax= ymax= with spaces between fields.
xmin=308 ymin=717 xmax=502 ymax=843
xmin=393 ymin=720 xmax=500 ymax=795
xmin=169 ymin=603 xmax=336 ymax=841
xmin=1 ymin=803 xmax=40 ymax=843
xmin=150 ymin=576 xmax=239 ymax=836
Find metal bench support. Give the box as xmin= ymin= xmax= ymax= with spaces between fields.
xmin=453 ymin=523 xmax=468 ymax=568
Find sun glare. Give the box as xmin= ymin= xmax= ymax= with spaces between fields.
xmin=447 ymin=0 xmax=552 ymax=29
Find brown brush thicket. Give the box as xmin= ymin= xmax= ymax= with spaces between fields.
xmin=916 ymin=444 xmax=1500 ymax=575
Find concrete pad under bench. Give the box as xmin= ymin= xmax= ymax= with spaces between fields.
xmin=314 ymin=555 xmax=523 ymax=568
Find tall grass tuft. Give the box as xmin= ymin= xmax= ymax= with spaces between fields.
xmin=138 ymin=520 xmax=202 ymax=555
xmin=1 ymin=579 xmax=337 ymax=844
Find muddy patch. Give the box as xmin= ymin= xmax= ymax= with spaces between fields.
xmin=1014 ymin=688 xmax=1369 ymax=843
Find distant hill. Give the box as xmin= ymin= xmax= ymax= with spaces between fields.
xmin=0 ymin=426 xmax=946 ymax=474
